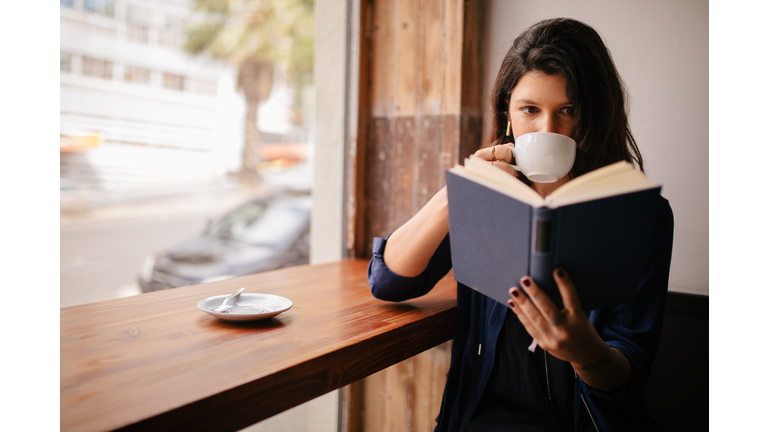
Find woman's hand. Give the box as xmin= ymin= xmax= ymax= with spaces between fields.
xmin=507 ymin=268 xmax=632 ymax=391
xmin=472 ymin=141 xmax=518 ymax=178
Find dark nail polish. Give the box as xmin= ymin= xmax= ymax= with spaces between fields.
xmin=512 ymin=289 xmax=520 ymax=298
xmin=522 ymin=278 xmax=531 ymax=287
xmin=508 ymin=300 xmax=516 ymax=308
xmin=556 ymin=269 xmax=564 ymax=277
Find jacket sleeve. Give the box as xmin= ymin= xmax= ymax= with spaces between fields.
xmin=368 ymin=233 xmax=453 ymax=302
xmin=580 ymin=197 xmax=675 ymax=403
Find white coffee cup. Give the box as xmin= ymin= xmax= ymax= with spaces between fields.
xmin=509 ymin=132 xmax=576 ymax=183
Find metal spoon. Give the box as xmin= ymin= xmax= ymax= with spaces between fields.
xmin=214 ymin=287 xmax=245 ymax=312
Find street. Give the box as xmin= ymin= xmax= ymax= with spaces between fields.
xmin=60 ymin=191 xmax=249 ymax=308
xmin=61 ymin=215 xmax=204 ymax=307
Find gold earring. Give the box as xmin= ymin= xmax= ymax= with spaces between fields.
xmin=506 ymin=121 xmax=511 ymax=137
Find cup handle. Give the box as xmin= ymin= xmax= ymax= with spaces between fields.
xmin=508 ymin=147 xmax=520 ymax=171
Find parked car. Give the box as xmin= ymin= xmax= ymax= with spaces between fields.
xmin=138 ymin=191 xmax=312 ymax=292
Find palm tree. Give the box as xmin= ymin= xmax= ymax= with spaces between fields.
xmin=184 ymin=0 xmax=314 ymax=189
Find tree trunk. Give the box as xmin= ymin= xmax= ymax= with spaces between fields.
xmin=241 ymin=101 xmax=262 ymax=190
xmin=237 ymin=57 xmax=274 ymax=191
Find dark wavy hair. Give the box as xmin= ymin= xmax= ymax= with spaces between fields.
xmin=490 ymin=18 xmax=644 ymax=178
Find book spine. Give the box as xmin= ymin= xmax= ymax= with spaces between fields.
xmin=529 ymin=207 xmax=561 ymax=308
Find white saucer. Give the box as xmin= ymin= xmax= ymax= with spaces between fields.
xmin=198 ymin=293 xmax=293 ymax=322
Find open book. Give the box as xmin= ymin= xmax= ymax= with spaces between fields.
xmin=445 ymin=158 xmax=661 ymax=310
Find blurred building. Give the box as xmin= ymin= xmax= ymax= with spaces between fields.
xmin=59 ymin=0 xmax=245 ymax=191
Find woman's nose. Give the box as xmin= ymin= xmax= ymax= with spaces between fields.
xmin=539 ymin=114 xmax=559 ymax=133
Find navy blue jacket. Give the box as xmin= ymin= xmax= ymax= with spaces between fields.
xmin=368 ymin=197 xmax=674 ymax=431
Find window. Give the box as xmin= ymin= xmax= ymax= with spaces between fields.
xmin=163 ymin=73 xmax=184 ymax=91
xmin=159 ymin=15 xmax=184 ymax=47
xmin=84 ymin=0 xmax=115 ymax=17
xmin=124 ymin=66 xmax=151 ymax=85
xmin=82 ymin=57 xmax=113 ymax=80
xmin=61 ymin=52 xmax=72 ymax=74
xmin=126 ymin=4 xmax=152 ymax=24
xmin=126 ymin=4 xmax=152 ymax=44
xmin=165 ymin=15 xmax=183 ymax=31
xmin=127 ymin=24 xmax=149 ymax=44
xmin=60 ymin=0 xmax=74 ymax=8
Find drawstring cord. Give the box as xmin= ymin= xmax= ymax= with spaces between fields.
xmin=545 ymin=351 xmax=555 ymax=413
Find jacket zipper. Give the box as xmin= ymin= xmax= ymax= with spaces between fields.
xmin=580 ymin=393 xmax=599 ymax=432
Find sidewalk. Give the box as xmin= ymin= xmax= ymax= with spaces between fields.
xmin=60 ymin=182 xmax=255 ymax=227
xmin=61 ymin=164 xmax=313 ymax=227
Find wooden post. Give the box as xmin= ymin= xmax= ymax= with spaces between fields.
xmin=343 ymin=0 xmax=485 ymax=430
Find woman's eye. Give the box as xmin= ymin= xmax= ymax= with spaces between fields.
xmin=561 ymin=106 xmax=574 ymax=115
xmin=520 ymin=106 xmax=538 ymax=114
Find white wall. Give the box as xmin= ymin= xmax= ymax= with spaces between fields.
xmin=310 ymin=0 xmax=348 ymax=265
xmin=483 ymin=0 xmax=708 ymax=295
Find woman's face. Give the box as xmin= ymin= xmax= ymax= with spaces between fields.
xmin=507 ymin=71 xmax=574 ymax=141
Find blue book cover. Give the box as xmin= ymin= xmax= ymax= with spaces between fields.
xmin=445 ymin=159 xmax=660 ymax=311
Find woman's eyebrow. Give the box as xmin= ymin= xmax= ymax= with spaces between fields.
xmin=511 ymin=98 xmax=572 ymax=105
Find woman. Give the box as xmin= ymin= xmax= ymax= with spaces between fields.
xmin=368 ymin=18 xmax=673 ymax=432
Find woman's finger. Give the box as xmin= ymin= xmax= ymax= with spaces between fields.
xmin=489 ymin=160 xmax=519 ymax=178
xmin=473 ymin=146 xmax=496 ymax=161
xmin=513 ymin=277 xmax=563 ymax=327
xmin=553 ymin=268 xmax=584 ymax=316
xmin=472 ymin=144 xmax=519 ymax=178
xmin=474 ymin=142 xmax=515 ymax=163
xmin=501 ymin=144 xmax=516 ymax=164
xmin=507 ymin=293 xmax=542 ymax=339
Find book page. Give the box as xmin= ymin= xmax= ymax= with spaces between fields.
xmin=449 ymin=159 xmax=658 ymax=208
xmin=549 ymin=161 xmax=634 ymax=198
xmin=548 ymin=161 xmax=658 ymax=207
xmin=450 ymin=157 xmax=544 ymax=207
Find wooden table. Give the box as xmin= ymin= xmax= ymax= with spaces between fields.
xmin=60 ymin=259 xmax=457 ymax=431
